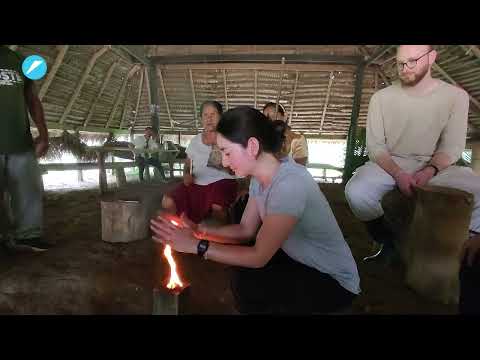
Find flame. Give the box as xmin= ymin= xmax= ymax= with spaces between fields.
xmin=163 ymin=244 xmax=184 ymax=290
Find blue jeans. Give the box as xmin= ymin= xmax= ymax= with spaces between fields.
xmin=0 ymin=151 xmax=44 ymax=240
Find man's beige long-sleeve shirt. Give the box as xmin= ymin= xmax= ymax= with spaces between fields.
xmin=366 ymin=80 xmax=470 ymax=163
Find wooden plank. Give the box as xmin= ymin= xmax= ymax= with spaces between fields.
xmin=40 ymin=161 xmax=136 ymax=172
xmin=157 ymin=68 xmax=174 ymax=128
xmin=39 ymin=45 xmax=69 ymax=101
xmin=157 ymin=63 xmax=357 ymax=72
xmin=131 ymin=66 xmax=145 ymax=130
xmin=319 ymin=71 xmax=335 ymax=132
xmin=60 ymin=46 xmax=110 ymax=124
xmin=189 ymin=69 xmax=198 ymax=130
xmin=106 ymin=64 xmax=141 ymax=128
xmin=84 ymin=61 xmax=119 ymax=128
xmin=150 ymin=54 xmax=362 ymax=65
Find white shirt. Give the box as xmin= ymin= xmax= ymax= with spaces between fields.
xmin=133 ymin=135 xmax=159 ymax=156
xmin=186 ymin=134 xmax=236 ymax=186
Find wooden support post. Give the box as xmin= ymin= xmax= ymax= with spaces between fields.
xmin=39 ymin=45 xmax=69 ymax=101
xmin=60 ymin=46 xmax=109 ymax=124
xmin=96 ymin=150 xmax=107 ymax=194
xmin=471 ymin=142 xmax=480 ymax=175
xmin=84 ymin=61 xmax=118 ymax=128
xmin=342 ymin=62 xmax=365 ymax=183
xmin=115 ymin=167 xmax=127 ymax=187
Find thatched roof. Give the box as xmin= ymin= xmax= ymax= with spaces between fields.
xmin=10 ymin=45 xmax=480 ymax=139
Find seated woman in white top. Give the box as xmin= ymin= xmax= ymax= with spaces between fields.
xmin=151 ymin=106 xmax=360 ymax=314
xmin=161 ymin=101 xmax=237 ymax=224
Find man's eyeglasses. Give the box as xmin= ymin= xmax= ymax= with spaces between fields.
xmin=396 ymin=49 xmax=433 ymax=71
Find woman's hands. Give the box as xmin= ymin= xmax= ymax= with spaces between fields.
xmin=150 ymin=213 xmax=199 ymax=254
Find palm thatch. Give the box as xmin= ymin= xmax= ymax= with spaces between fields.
xmin=8 ymin=45 xmax=480 ymax=140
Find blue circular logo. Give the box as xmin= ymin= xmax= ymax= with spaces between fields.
xmin=22 ymin=55 xmax=47 ymax=80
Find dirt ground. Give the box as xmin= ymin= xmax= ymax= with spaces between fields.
xmin=0 ymin=181 xmax=457 ymax=315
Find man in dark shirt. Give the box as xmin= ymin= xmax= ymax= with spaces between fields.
xmin=0 ymin=45 xmax=51 ymax=252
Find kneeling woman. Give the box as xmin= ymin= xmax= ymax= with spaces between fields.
xmin=151 ymin=106 xmax=360 ymax=314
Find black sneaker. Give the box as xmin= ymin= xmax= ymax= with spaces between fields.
xmin=14 ymin=237 xmax=52 ymax=252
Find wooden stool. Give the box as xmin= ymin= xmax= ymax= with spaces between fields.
xmin=382 ymin=185 xmax=474 ymax=305
xmin=101 ymin=199 xmax=149 ymax=243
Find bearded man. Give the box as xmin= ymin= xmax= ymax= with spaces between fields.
xmin=344 ymin=45 xmax=480 ymax=277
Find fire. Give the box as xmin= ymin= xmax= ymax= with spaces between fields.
xmin=163 ymin=221 xmax=184 ymax=290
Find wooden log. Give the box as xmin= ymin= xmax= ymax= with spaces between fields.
xmin=382 ymin=185 xmax=474 ymax=305
xmin=101 ymin=199 xmax=149 ymax=243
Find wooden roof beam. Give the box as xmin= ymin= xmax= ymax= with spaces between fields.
xmin=189 ymin=69 xmax=199 ymax=130
xmin=60 ymin=46 xmax=110 ymax=124
xmin=364 ymin=45 xmax=395 ymax=66
xmin=157 ymin=63 xmax=357 ymax=73
xmin=254 ymin=70 xmax=258 ymax=108
xmin=274 ymin=57 xmax=286 ymax=119
xmin=288 ymin=71 xmax=300 ymax=125
xmin=131 ymin=66 xmax=145 ymax=130
xmin=84 ymin=60 xmax=118 ymax=128
xmin=39 ymin=45 xmax=69 ymax=101
xmin=319 ymin=72 xmax=335 ymax=132
xmin=105 ymin=64 xmax=141 ymax=128
xmin=157 ymin=68 xmax=174 ymax=129
xmin=150 ymin=54 xmax=363 ymax=65
xmin=223 ymin=69 xmax=229 ymax=111
xmin=432 ymin=62 xmax=480 ymax=113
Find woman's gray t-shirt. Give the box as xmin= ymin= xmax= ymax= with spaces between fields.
xmin=249 ymin=160 xmax=361 ymax=294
